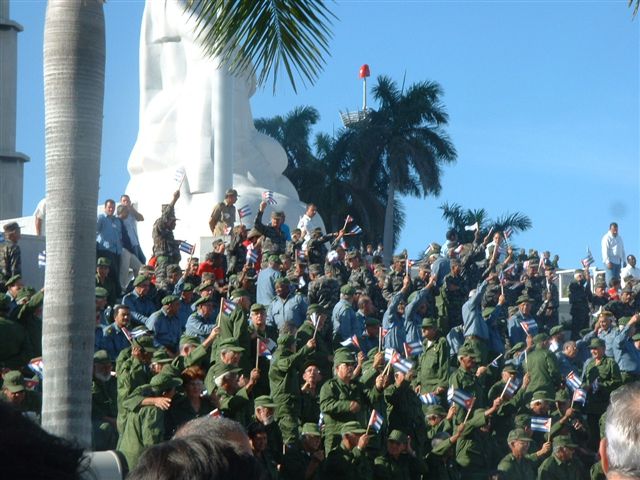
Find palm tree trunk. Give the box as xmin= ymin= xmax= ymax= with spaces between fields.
xmin=383 ymin=181 xmax=395 ymax=265
xmin=42 ymin=0 xmax=105 ymax=447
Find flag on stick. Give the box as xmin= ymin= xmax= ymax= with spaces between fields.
xmin=222 ymin=299 xmax=237 ymax=315
xmin=262 ymin=191 xmax=277 ymax=205
xmin=38 ymin=250 xmax=46 ymax=268
xmin=531 ymin=416 xmax=552 ymax=433
xmin=179 ymin=241 xmax=195 ymax=255
xmin=238 ymin=205 xmax=252 ymax=218
xmin=447 ymin=387 xmax=475 ymax=409
xmin=419 ymin=392 xmax=439 ymax=405
xmin=368 ymin=409 xmax=384 ymax=433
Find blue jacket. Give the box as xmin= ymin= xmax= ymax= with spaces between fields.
xmin=256 ymin=267 xmax=281 ymax=305
xmin=462 ymin=280 xmax=489 ymax=340
xmin=404 ymin=288 xmax=429 ymax=345
xmin=382 ymin=292 xmax=407 ymax=352
xmin=122 ymin=291 xmax=157 ymax=327
xmin=332 ymin=298 xmax=359 ymax=343
xmin=102 ymin=323 xmax=131 ymax=361
xmin=96 ymin=213 xmax=122 ymax=254
xmin=147 ymin=308 xmax=182 ymax=353
xmin=185 ymin=311 xmax=216 ymax=342
xmin=613 ymin=324 xmax=640 ymax=374
xmin=267 ymin=294 xmax=308 ymax=331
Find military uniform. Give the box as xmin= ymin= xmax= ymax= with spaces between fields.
xmin=455 ymin=409 xmax=501 ymax=480
xmin=296 ymin=319 xmax=333 ymax=381
xmin=440 ymin=273 xmax=466 ymax=330
xmin=165 ymin=392 xmax=216 ymax=437
xmin=322 ymin=441 xmax=372 ymax=480
xmin=0 ymin=305 xmax=32 ymax=369
xmin=208 ymin=201 xmax=236 ymax=237
xmin=384 ymin=381 xmax=428 ymax=456
xmin=382 ymin=270 xmax=406 ymax=302
xmin=496 ymin=428 xmax=538 ymax=480
xmin=523 ymin=342 xmax=561 ymax=400
xmin=415 ymin=329 xmax=450 ymax=400
xmin=254 ymin=210 xmax=286 ymax=255
xmin=0 ymin=238 xmax=21 ymax=279
xmin=91 ymin=352 xmax=119 ymax=450
xmin=568 ymin=278 xmax=591 ymax=339
xmin=537 ymin=454 xmax=587 ymax=480
xmin=308 ymin=275 xmax=341 ymax=313
xmin=217 ymin=294 xmax=251 ymax=374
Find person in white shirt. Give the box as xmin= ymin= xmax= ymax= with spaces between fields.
xmin=33 ymin=198 xmax=46 ymax=236
xmin=296 ymin=203 xmax=323 ymax=248
xmin=601 ymin=222 xmax=626 ymax=286
xmin=621 ymin=255 xmax=640 ymax=288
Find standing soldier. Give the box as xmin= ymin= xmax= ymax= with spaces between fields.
xmin=152 ymin=190 xmax=182 ymax=285
xmin=209 ymin=188 xmax=238 ymax=237
xmin=415 ymin=317 xmax=450 ymax=405
xmin=217 ymin=289 xmax=252 ymax=374
xmin=568 ymin=268 xmax=591 ymax=340
xmin=1 ymin=222 xmax=21 ymax=280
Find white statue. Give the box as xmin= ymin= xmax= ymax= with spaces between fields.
xmin=126 ymin=0 xmax=311 ymax=258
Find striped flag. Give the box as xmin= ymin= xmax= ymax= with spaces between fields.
xmin=368 ymin=410 xmax=384 ymax=433
xmin=464 ymin=222 xmax=478 ymax=231
xmin=504 ymin=378 xmax=521 ymax=397
xmin=503 ymin=227 xmax=513 ymax=239
xmin=222 ymin=299 xmax=237 ymax=315
xmin=262 ymin=190 xmax=277 ymax=205
xmin=339 ymin=238 xmax=348 ymax=250
xmin=531 ymin=416 xmax=552 ymax=433
xmin=384 ymin=348 xmax=413 ymax=373
xmin=257 ymin=338 xmax=273 ymax=360
xmin=566 ymin=371 xmax=582 ymax=391
xmin=38 ymin=250 xmax=46 ymax=268
xmin=238 ymin=205 xmax=252 ymax=218
xmin=404 ymin=341 xmax=424 ymax=357
xmin=572 ymin=388 xmax=587 ymax=405
xmin=447 ymin=387 xmax=474 ymax=410
xmin=340 ymin=335 xmax=361 ymax=349
xmin=174 ymin=166 xmax=186 ymax=185
xmin=350 ymin=225 xmax=363 ymax=235
xmin=520 ymin=319 xmax=538 ymax=335
xmin=419 ymin=392 xmax=439 ymax=405
xmin=179 ymin=241 xmax=195 ymax=255
xmin=582 ymin=248 xmax=595 ymax=268
xmin=28 ymin=358 xmax=44 ymax=379
xmin=246 ymin=246 xmax=259 ymax=264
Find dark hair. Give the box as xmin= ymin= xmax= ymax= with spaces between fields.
xmin=104 ymin=199 xmax=115 ymax=207
xmin=445 ymin=229 xmax=457 ymax=241
xmin=0 ymin=402 xmax=87 ymax=479
xmin=113 ymin=304 xmax=130 ymax=317
xmin=610 ymin=222 xmax=618 ymax=229
xmin=128 ymin=435 xmax=262 ymax=480
xmin=246 ymin=422 xmax=267 ymax=439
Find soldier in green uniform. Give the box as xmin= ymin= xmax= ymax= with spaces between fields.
xmin=537 ymin=435 xmax=587 ymax=480
xmin=16 ymin=289 xmax=44 ymax=358
xmin=216 ymin=288 xmax=252 ymax=375
xmin=96 ymin=257 xmax=118 ymax=306
xmin=1 ymin=222 xmax=21 ymax=282
xmin=523 ymin=333 xmax=561 ymax=402
xmin=296 ymin=304 xmax=333 ymax=380
xmin=204 ymin=337 xmax=245 ymax=395
xmin=269 ymin=333 xmax=316 ymax=443
xmin=415 ymin=317 xmax=450 ymax=405
xmin=424 ymin=404 xmax=454 ymax=444
xmin=440 ymin=259 xmax=467 ymax=330
xmin=1 ymin=370 xmax=41 ymax=419
xmin=373 ymin=429 xmax=428 ymax=480
xmin=322 ymin=421 xmax=372 ymax=480
xmin=252 ymin=395 xmax=284 ymax=465
xmin=281 ymin=423 xmax=325 ymax=480
xmin=215 ymin=361 xmax=261 ymax=425
xmin=300 ymin=360 xmax=323 ymax=425
xmin=117 ymin=372 xmax=182 ymax=469
xmin=319 ymin=349 xmax=386 ymax=453
xmin=248 ymin=303 xmax=275 ymax=397
xmin=497 ymin=428 xmax=537 ymax=480
xmin=449 ymin=344 xmax=488 ymax=424
xmin=0 ymin=295 xmax=32 ymax=369
xmin=91 ymin=350 xmax=118 ymax=450
xmin=425 ymin=429 xmax=463 ymax=480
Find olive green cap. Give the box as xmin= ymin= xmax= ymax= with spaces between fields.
xmin=218 ymin=338 xmax=245 ymax=352
xmin=516 ymin=295 xmax=532 ymax=304
xmin=553 ymin=435 xmax=577 ymax=448
xmin=421 ymin=317 xmax=437 ymax=328
xmin=182 ymin=283 xmax=195 ymax=292
xmin=533 ymin=333 xmax=549 ymax=344
xmin=134 ymin=335 xmax=157 ymax=352
xmin=388 ymin=430 xmax=408 ymax=443
xmin=230 ymin=288 xmax=249 ymax=299
xmin=503 ymin=364 xmax=517 ymax=374
xmin=95 ymin=287 xmax=109 ymax=299
xmin=254 ymin=395 xmax=277 ymax=408
xmin=333 ymin=349 xmax=356 ymax=366
xmin=212 ymin=362 xmax=242 ymax=378
xmin=5 ymin=274 xmax=21 ymax=287
xmin=97 ymin=257 xmax=111 ymax=267
xmin=549 ymin=325 xmax=564 ymax=336
xmin=482 ymin=306 xmax=496 ymax=318
xmin=632 ymin=333 xmax=640 ymax=341
xmin=507 ymin=428 xmax=532 ymax=443
xmin=589 ymin=338 xmax=605 ymax=349
xmin=365 ymin=317 xmax=381 ymax=327
xmin=179 ymin=335 xmax=200 ymax=348
xmin=306 ymin=304 xmax=325 ymax=315
xmin=514 ymin=414 xmax=531 ymax=428
xmin=340 ymin=285 xmax=356 ymax=295
xmin=341 ymin=421 xmax=366 ymax=435
xmin=277 ymin=334 xmax=296 ymax=349
xmin=193 ymin=296 xmax=214 ymax=308
xmin=133 ymin=274 xmax=149 ymax=287
xmin=308 ymin=264 xmax=322 ymax=274
xmin=507 ymin=342 xmax=525 ymax=356
xmin=425 ymin=405 xmax=447 ymax=417
xmin=161 ymin=295 xmax=180 ymax=305
xmin=93 ymin=350 xmax=111 ymax=365
xmin=457 ymin=344 xmax=481 ymax=360
xmin=275 ymin=277 xmax=290 ymax=285
xmin=268 ymin=254 xmax=281 ymax=263
xmin=151 ymin=350 xmax=173 ymax=364
xmin=150 ymin=373 xmax=182 ymax=392
xmin=301 ymin=423 xmax=321 ymax=436
xmin=2 ymin=370 xmax=24 ymax=393
xmin=618 ymin=316 xmax=632 ymax=327
xmin=530 ymin=391 xmax=553 ymax=403
xmin=250 ymin=303 xmax=266 ymax=312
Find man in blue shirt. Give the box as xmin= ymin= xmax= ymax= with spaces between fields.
xmin=122 ymin=275 xmax=158 ymax=327
xmin=96 ymin=199 xmax=123 ymax=292
xmin=147 ymin=295 xmax=183 ymax=355
xmin=267 ymin=277 xmax=308 ymax=332
xmin=102 ymin=304 xmax=133 ymax=361
xmin=185 ymin=296 xmax=217 ymax=342
xmin=256 ymin=255 xmax=282 ymax=305
xmin=332 ymin=285 xmax=359 ymax=345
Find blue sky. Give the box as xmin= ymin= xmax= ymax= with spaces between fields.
xmin=11 ymin=0 xmax=640 ymax=268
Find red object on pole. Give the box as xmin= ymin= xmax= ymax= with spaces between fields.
xmin=359 ymin=64 xmax=370 ymax=78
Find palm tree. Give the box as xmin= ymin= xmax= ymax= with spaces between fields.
xmin=357 ymin=76 xmax=457 ymax=264
xmin=42 ymin=0 xmax=335 ymax=445
xmin=42 ymin=0 xmax=105 ymax=447
xmin=630 ymin=0 xmax=639 ymax=17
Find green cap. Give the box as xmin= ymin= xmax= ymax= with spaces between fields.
xmin=179 ymin=335 xmax=200 ymax=348
xmin=553 ymin=435 xmax=577 ymax=448
xmin=482 ymin=306 xmax=496 ymax=319
xmin=307 ymin=304 xmax=325 ymax=315
xmin=277 ymin=334 xmax=296 ymax=349
xmin=549 ymin=325 xmax=564 ymax=336
xmin=268 ymin=254 xmax=281 ymax=263
xmin=97 ymin=257 xmax=111 ymax=267
xmin=388 ymin=430 xmax=408 ymax=443
xmin=301 ymin=423 xmax=321 ymax=436
xmin=161 ymin=295 xmax=180 ymax=305
xmin=507 ymin=342 xmax=525 ymax=356
xmin=589 ymin=338 xmax=605 ymax=349
xmin=212 ymin=362 xmax=242 ymax=378
xmin=530 ymin=391 xmax=553 ymax=403
xmin=341 ymin=421 xmax=366 ymax=435
xmin=421 ymin=317 xmax=437 ymax=328
xmin=2 ymin=370 xmax=24 ymax=393
xmin=632 ymin=333 xmax=640 ymax=341
xmin=230 ymin=288 xmax=249 ymax=299
xmin=533 ymin=333 xmax=549 ymax=344
xmin=151 ymin=350 xmax=173 ymax=364
xmin=507 ymin=428 xmax=532 ymax=443
xmin=133 ymin=274 xmax=149 ymax=287
xmin=182 ymin=283 xmax=195 ymax=292
xmin=250 ymin=303 xmax=266 ymax=313
xmin=365 ymin=317 xmax=381 ymax=327
xmin=218 ymin=338 xmax=245 ymax=352
xmin=93 ymin=350 xmax=111 ymax=365
xmin=134 ymin=335 xmax=157 ymax=353
xmin=5 ymin=274 xmax=21 ymax=287
xmin=254 ymin=395 xmax=277 ymax=408
xmin=333 ymin=349 xmax=356 ymax=366
xmin=618 ymin=316 xmax=632 ymax=327
xmin=193 ymin=296 xmax=214 ymax=308
xmin=95 ymin=287 xmax=109 ymax=299
xmin=514 ymin=414 xmax=531 ymax=429
xmin=503 ymin=364 xmax=517 ymax=374
xmin=457 ymin=344 xmax=480 ymax=360
xmin=425 ymin=405 xmax=447 ymax=417
xmin=275 ymin=277 xmax=290 ymax=286
xmin=516 ymin=295 xmax=532 ymax=304
xmin=340 ymin=285 xmax=356 ymax=296
xmin=150 ymin=373 xmax=182 ymax=392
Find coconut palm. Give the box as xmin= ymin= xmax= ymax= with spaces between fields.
xmin=42 ymin=0 xmax=335 ymax=446
xmin=630 ymin=0 xmax=639 ymax=17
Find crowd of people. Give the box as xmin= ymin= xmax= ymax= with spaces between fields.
xmin=0 ymin=190 xmax=639 ymax=480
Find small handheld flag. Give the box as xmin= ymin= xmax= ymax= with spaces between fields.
xmin=174 ymin=167 xmax=186 ymax=185
xmin=566 ymin=371 xmax=582 ymax=391
xmin=38 ymin=250 xmax=46 ymax=268
xmin=503 ymin=227 xmax=513 ymax=239
xmin=238 ymin=205 xmax=252 ymax=218
xmin=404 ymin=341 xmax=424 ymax=357
xmin=222 ymin=299 xmax=237 ymax=315
xmin=419 ymin=392 xmax=439 ymax=405
xmin=447 ymin=387 xmax=475 ymax=410
xmin=179 ymin=241 xmax=195 ymax=255
xmin=262 ymin=191 xmax=277 ymax=205
xmin=531 ymin=416 xmax=552 ymax=433
xmin=350 ymin=225 xmax=363 ymax=235
xmin=368 ymin=410 xmax=384 ymax=433
xmin=503 ymin=377 xmax=521 ymax=397
xmin=464 ymin=222 xmax=478 ymax=231
xmin=582 ymin=248 xmax=595 ymax=268
xmin=208 ymin=408 xmax=223 ymax=418
xmin=246 ymin=246 xmax=259 ymax=264
xmin=28 ymin=358 xmax=44 ymax=379
xmin=572 ymin=388 xmax=587 ymax=405
xmin=520 ymin=319 xmax=538 ymax=336
xmin=344 ymin=214 xmax=354 ymax=225
xmin=340 ymin=335 xmax=361 ymax=350
xmin=257 ymin=338 xmax=273 ymax=361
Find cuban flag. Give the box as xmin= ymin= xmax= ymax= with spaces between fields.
xmin=28 ymin=358 xmax=44 ymax=379
xmin=489 ymin=355 xmax=502 ymax=368
xmin=38 ymin=250 xmax=46 ymax=268
xmin=340 ymin=335 xmax=361 ymax=350
xmin=384 ymin=348 xmax=413 ymax=373
xmin=572 ymin=388 xmax=587 ymax=405
xmin=447 ymin=387 xmax=474 ymax=410
xmin=419 ymin=392 xmax=439 ymax=405
xmin=566 ymin=371 xmax=582 ymax=391
xmin=208 ymin=408 xmax=223 ymax=418
xmin=222 ymin=299 xmax=237 ymax=315
xmin=520 ymin=319 xmax=538 ymax=336
xmin=257 ymin=338 xmax=273 ymax=360
xmin=297 ymin=250 xmax=306 ymax=261
xmin=504 ymin=378 xmax=521 ymax=397
xmin=24 ymin=378 xmax=40 ymax=391
xmin=531 ymin=416 xmax=552 ymax=433
xmin=368 ymin=410 xmax=384 ymax=433
xmin=262 ymin=190 xmax=277 ymax=205
xmin=179 ymin=241 xmax=195 ymax=255
xmin=404 ymin=341 xmax=424 ymax=357
xmin=238 ymin=205 xmax=252 ymax=218
xmin=174 ymin=166 xmax=186 ymax=185
xmin=246 ymin=246 xmax=259 ymax=264
xmin=582 ymin=248 xmax=595 ymax=268
xmin=464 ymin=222 xmax=479 ymax=231
xmin=339 ymin=238 xmax=348 ymax=250
xmin=318 ymin=412 xmax=324 ymax=428
xmin=503 ymin=227 xmax=513 ymax=239
xmin=350 ymin=225 xmax=363 ymax=235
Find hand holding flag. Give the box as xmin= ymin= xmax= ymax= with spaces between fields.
xmin=262 ymin=191 xmax=277 ymax=205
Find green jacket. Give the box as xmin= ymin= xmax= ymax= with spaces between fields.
xmin=384 ymin=380 xmax=427 ymax=454
xmin=92 ymin=376 xmax=118 ymax=420
xmin=322 ymin=443 xmax=372 ymax=480
xmin=524 ymin=346 xmax=561 ymax=398
xmin=583 ymin=356 xmax=622 ymax=415
xmin=117 ymin=404 xmax=165 ymax=469
xmin=116 ymin=355 xmax=152 ymax=433
xmin=218 ymin=385 xmax=252 ymax=425
xmin=319 ymin=377 xmax=381 ymax=435
xmin=296 ymin=321 xmax=333 ymax=379
xmin=455 ymin=409 xmax=500 ymax=480
xmin=537 ymin=454 xmax=587 ymax=480
xmin=373 ymin=452 xmax=427 ymax=480
xmin=269 ymin=344 xmax=314 ymax=417
xmin=216 ymin=306 xmax=251 ymax=374
xmin=497 ymin=452 xmax=537 ymax=480
xmin=416 ymin=336 xmax=450 ymax=393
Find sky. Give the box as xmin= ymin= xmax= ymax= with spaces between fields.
xmin=9 ymin=0 xmax=640 ymax=268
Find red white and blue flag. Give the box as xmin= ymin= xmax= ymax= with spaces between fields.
xmin=174 ymin=166 xmax=186 ymax=185
xmin=246 ymin=246 xmax=259 ymax=264
xmin=531 ymin=416 xmax=552 ymax=433
xmin=257 ymin=338 xmax=273 ymax=360
xmin=447 ymin=387 xmax=474 ymax=410
xmin=238 ymin=205 xmax=252 ymax=218
xmin=404 ymin=341 xmax=424 ymax=357
xmin=582 ymin=248 xmax=595 ymax=268
xmin=340 ymin=335 xmax=361 ymax=350
xmin=503 ymin=227 xmax=513 ymax=239
xmin=368 ymin=410 xmax=384 ymax=433
xmin=262 ymin=191 xmax=277 ymax=205
xmin=179 ymin=241 xmax=195 ymax=255
xmin=208 ymin=408 xmax=223 ymax=418
xmin=419 ymin=392 xmax=439 ymax=405
xmin=38 ymin=250 xmax=46 ymax=268
xmin=222 ymin=299 xmax=237 ymax=315
xmin=520 ymin=319 xmax=538 ymax=335
xmin=344 ymin=215 xmax=354 ymax=225
xmin=350 ymin=225 xmax=363 ymax=235
xmin=504 ymin=378 xmax=521 ymax=397
xmin=566 ymin=371 xmax=582 ymax=391
xmin=384 ymin=348 xmax=413 ymax=373
xmin=28 ymin=358 xmax=44 ymax=379
xmin=572 ymin=388 xmax=587 ymax=405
